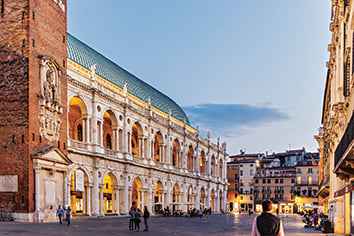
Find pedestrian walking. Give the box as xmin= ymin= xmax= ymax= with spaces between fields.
xmin=56 ymin=205 xmax=64 ymax=224
xmin=252 ymin=200 xmax=284 ymax=236
xmin=66 ymin=206 xmax=71 ymax=225
xmin=143 ymin=206 xmax=150 ymax=231
xmin=129 ymin=207 xmax=135 ymax=231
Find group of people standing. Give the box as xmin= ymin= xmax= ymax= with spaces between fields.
xmin=129 ymin=206 xmax=150 ymax=232
xmin=56 ymin=205 xmax=71 ymax=225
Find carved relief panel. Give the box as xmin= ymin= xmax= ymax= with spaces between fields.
xmin=38 ymin=57 xmax=64 ymax=142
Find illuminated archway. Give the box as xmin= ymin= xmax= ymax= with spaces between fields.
xmin=70 ymin=168 xmax=89 ymax=215
xmin=172 ymin=139 xmax=180 ymax=167
xmin=102 ymin=173 xmax=118 ymax=215
xmin=68 ymin=96 xmax=88 ymax=142
xmin=103 ymin=110 xmax=117 ymax=150
xmin=131 ymin=122 xmax=143 ymax=157
xmin=154 ymin=181 xmax=164 ymax=213
xmin=154 ymin=132 xmax=164 ymax=163
xmin=187 ymin=185 xmax=194 ymax=210
xmin=132 ymin=177 xmax=144 ymax=211
xmin=200 ymin=187 xmax=206 ymax=209
xmin=172 ymin=184 xmax=181 ymax=212
xmin=210 ymin=189 xmax=215 ymax=212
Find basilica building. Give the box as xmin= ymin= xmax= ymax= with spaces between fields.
xmin=0 ymin=0 xmax=227 ymax=222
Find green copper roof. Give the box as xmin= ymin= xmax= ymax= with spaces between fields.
xmin=67 ymin=33 xmax=190 ymax=125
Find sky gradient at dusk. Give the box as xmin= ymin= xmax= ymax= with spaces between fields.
xmin=68 ymin=0 xmax=332 ymax=155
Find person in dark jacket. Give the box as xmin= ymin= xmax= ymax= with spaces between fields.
xmin=252 ymin=200 xmax=284 ymax=236
xmin=143 ymin=206 xmax=150 ymax=231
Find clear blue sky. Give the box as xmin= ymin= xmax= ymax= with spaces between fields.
xmin=67 ymin=0 xmax=331 ymax=155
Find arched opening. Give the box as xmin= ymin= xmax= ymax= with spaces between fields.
xmin=102 ymin=173 xmax=118 ymax=215
xmin=200 ymin=151 xmax=206 ymax=174
xmin=154 ymin=132 xmax=164 ymax=163
xmin=210 ymin=189 xmax=215 ymax=212
xmin=103 ymin=111 xmax=117 ymax=150
xmin=77 ymin=124 xmax=83 ymax=142
xmin=154 ymin=181 xmax=164 ymax=213
xmin=132 ymin=177 xmax=144 ymax=211
xmin=200 ymin=188 xmax=206 ymax=209
xmin=131 ymin=122 xmax=143 ymax=157
xmin=68 ymin=96 xmax=88 ymax=143
xmin=187 ymin=186 xmax=194 ymax=211
xmin=187 ymin=145 xmax=194 ymax=171
xmin=219 ymin=159 xmax=223 ymax=179
xmin=172 ymin=184 xmax=181 ymax=213
xmin=211 ymin=155 xmax=216 ymax=177
xmin=172 ymin=139 xmax=180 ymax=167
xmin=70 ymin=168 xmax=89 ymax=215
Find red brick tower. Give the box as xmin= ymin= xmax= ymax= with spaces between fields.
xmin=0 ymin=0 xmax=67 ymax=220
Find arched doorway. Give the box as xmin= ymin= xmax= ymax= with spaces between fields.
xmin=132 ymin=177 xmax=144 ymax=211
xmin=200 ymin=151 xmax=206 ymax=174
xmin=172 ymin=139 xmax=180 ymax=167
xmin=210 ymin=189 xmax=215 ymax=212
xmin=187 ymin=185 xmax=194 ymax=211
xmin=103 ymin=110 xmax=117 ymax=150
xmin=154 ymin=132 xmax=164 ymax=163
xmin=68 ymin=96 xmax=88 ymax=142
xmin=187 ymin=145 xmax=194 ymax=171
xmin=154 ymin=181 xmax=164 ymax=213
xmin=102 ymin=173 xmax=118 ymax=215
xmin=172 ymin=184 xmax=181 ymax=213
xmin=70 ymin=168 xmax=89 ymax=215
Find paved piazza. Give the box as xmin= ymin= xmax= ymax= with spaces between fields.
xmin=0 ymin=214 xmax=329 ymax=236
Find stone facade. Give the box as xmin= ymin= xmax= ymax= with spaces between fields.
xmin=0 ymin=0 xmax=227 ymax=222
xmin=317 ymin=0 xmax=354 ymax=234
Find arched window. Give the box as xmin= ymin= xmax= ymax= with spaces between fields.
xmin=77 ymin=124 xmax=83 ymax=142
xmin=106 ymin=134 xmax=112 ymax=149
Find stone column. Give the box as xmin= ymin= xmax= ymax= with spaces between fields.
xmin=123 ymin=178 xmax=129 ymax=214
xmin=100 ymin=185 xmax=104 ymax=215
xmin=152 ymin=190 xmax=155 ymax=214
xmin=99 ymin=121 xmax=103 ymax=147
xmin=86 ymin=117 xmax=90 ymax=143
xmin=116 ymin=188 xmax=120 ymax=215
xmin=206 ymin=188 xmax=211 ymax=209
xmin=216 ymin=190 xmax=220 ymax=213
xmin=63 ymin=172 xmax=68 ymax=208
xmin=92 ymin=169 xmax=99 ymax=216
xmin=162 ymin=192 xmax=165 ymax=209
xmin=196 ymin=150 xmax=201 ymax=174
xmin=91 ymin=95 xmax=98 ymax=150
xmin=138 ymin=137 xmax=143 ymax=157
xmin=196 ymin=188 xmax=200 ymax=209
xmin=113 ymin=128 xmax=117 ymax=151
xmin=182 ymin=190 xmax=187 ymax=212
xmin=129 ymin=189 xmax=132 ymax=209
xmin=142 ymin=191 xmax=145 ymax=210
xmin=87 ymin=185 xmax=91 ymax=216
xmin=34 ymin=167 xmax=41 ymax=211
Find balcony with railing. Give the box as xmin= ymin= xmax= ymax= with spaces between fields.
xmin=334 ymin=111 xmax=354 ymax=178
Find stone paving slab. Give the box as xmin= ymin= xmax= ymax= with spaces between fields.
xmin=0 ymin=214 xmax=331 ymax=236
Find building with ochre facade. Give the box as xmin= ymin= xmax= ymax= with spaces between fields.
xmin=0 ymin=0 xmax=227 ymax=222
